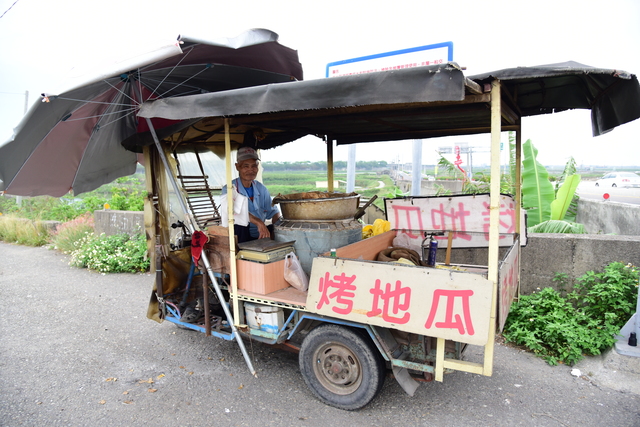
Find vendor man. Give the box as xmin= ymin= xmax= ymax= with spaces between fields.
xmin=222 ymin=147 xmax=280 ymax=243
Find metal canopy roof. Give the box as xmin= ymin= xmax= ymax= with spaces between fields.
xmin=135 ymin=62 xmax=640 ymax=151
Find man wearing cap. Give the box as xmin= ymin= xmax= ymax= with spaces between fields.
xmin=222 ymin=147 xmax=280 ymax=242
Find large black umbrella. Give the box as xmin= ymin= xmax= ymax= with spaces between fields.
xmin=0 ymin=29 xmax=303 ymax=197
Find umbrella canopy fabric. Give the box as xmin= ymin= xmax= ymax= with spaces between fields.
xmin=136 ymin=61 xmax=640 ymax=149
xmin=0 ymin=29 xmax=303 ymax=197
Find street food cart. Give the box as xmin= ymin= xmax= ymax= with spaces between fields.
xmin=135 ymin=62 xmax=640 ymax=410
xmin=2 ymin=30 xmax=633 ymax=411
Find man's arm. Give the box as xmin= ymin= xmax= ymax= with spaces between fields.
xmin=249 ymin=213 xmax=271 ymax=239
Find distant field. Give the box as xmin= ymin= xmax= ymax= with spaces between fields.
xmin=263 ymin=170 xmax=394 ymax=208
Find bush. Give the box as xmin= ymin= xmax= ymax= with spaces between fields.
xmin=568 ymin=262 xmax=639 ymax=324
xmin=108 ymin=187 xmax=144 ymax=211
xmin=50 ymin=213 xmax=95 ymax=253
xmin=69 ymin=233 xmax=149 ymax=273
xmin=0 ymin=195 xmax=18 ymax=214
xmin=503 ymin=262 xmax=639 ymax=365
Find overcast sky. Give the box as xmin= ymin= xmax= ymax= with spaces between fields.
xmin=1 ymin=0 xmax=639 ymax=168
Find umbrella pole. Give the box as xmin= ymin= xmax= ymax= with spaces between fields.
xmin=144 ymin=118 xmax=257 ymax=377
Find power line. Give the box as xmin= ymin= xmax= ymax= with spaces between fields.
xmin=0 ymin=0 xmax=20 ymax=19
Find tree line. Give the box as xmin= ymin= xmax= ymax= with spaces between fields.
xmin=263 ymin=160 xmax=388 ymax=171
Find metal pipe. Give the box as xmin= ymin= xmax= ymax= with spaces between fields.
xmin=346 ymin=145 xmax=356 ymax=193
xmin=145 ymin=117 xmax=257 ymax=377
xmin=411 ymin=139 xmax=422 ymax=196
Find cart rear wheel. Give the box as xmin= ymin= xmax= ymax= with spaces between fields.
xmin=299 ymin=324 xmax=385 ymax=410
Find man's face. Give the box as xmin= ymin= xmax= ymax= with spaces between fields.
xmin=236 ymin=159 xmax=259 ymax=182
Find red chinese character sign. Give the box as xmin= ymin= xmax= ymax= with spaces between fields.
xmin=385 ymin=194 xmax=526 ymax=249
xmin=308 ymin=258 xmax=493 ymax=346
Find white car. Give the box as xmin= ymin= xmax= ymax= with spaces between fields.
xmin=595 ymin=172 xmax=640 ymax=188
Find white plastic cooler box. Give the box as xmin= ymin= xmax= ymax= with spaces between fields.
xmin=244 ymin=303 xmax=285 ymax=334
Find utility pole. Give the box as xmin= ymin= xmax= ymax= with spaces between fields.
xmin=411 ymin=139 xmax=422 ymax=196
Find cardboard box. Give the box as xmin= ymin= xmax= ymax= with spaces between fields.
xmin=237 ymin=258 xmax=290 ymax=295
xmin=206 ymin=226 xmax=235 ymax=275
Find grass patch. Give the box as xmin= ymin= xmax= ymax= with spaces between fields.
xmin=0 ymin=215 xmax=51 ymax=246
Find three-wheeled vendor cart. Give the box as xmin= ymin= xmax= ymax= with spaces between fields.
xmin=135 ymin=62 xmax=640 ymax=410
xmin=0 ymin=30 xmax=634 ymax=411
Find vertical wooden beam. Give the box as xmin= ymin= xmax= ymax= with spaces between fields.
xmin=142 ymin=145 xmax=156 ymax=271
xmin=515 ymin=119 xmax=522 ymax=235
xmin=515 ymin=119 xmax=523 ymax=300
xmin=484 ymin=79 xmax=502 ymax=376
xmin=327 ymin=136 xmax=334 ymax=192
xmin=435 ymin=337 xmax=445 ymax=382
xmin=224 ymin=118 xmax=240 ymax=327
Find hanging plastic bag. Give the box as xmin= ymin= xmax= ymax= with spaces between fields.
xmin=220 ymin=185 xmax=249 ymax=226
xmin=392 ymin=230 xmax=423 ymax=253
xmin=283 ymin=252 xmax=309 ymax=292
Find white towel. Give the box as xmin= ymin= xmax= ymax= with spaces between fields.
xmin=220 ymin=186 xmax=249 ymax=226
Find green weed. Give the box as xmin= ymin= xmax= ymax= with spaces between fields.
xmin=504 ymin=262 xmax=639 ymax=365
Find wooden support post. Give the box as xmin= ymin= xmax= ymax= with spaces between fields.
xmin=515 ymin=120 xmax=523 ymax=299
xmin=483 ymin=79 xmax=502 ymax=377
xmin=224 ymin=119 xmax=241 ymax=329
xmin=515 ymin=119 xmax=522 ymax=235
xmin=445 ymin=231 xmax=453 ymax=265
xmin=327 ymin=136 xmax=334 ymax=192
xmin=435 ymin=337 xmax=445 ymax=382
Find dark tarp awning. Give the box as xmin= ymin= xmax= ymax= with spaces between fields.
xmin=135 ymin=61 xmax=640 ymax=150
xmin=469 ymin=61 xmax=640 ymax=136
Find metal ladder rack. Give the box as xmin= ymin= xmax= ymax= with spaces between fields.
xmin=174 ymin=149 xmax=221 ymax=229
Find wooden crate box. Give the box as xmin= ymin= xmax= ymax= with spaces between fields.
xmin=237 ymin=258 xmax=290 ymax=295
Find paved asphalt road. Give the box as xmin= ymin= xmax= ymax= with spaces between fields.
xmin=578 ymin=181 xmax=640 ymax=205
xmin=1 ymin=242 xmax=639 ymax=427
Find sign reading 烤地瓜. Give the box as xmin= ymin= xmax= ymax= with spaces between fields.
xmin=326 ymin=41 xmax=453 ymax=78
xmin=307 ymin=257 xmax=493 ymax=346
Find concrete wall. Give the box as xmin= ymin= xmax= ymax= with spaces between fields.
xmin=577 ymin=199 xmax=640 ymax=235
xmin=430 ymin=233 xmax=640 ymax=294
xmin=520 ymin=234 xmax=640 ymax=293
xmin=95 ymin=208 xmax=640 ymax=295
xmin=397 ymin=180 xmax=463 ymax=195
xmin=94 ymin=210 xmax=144 ymax=237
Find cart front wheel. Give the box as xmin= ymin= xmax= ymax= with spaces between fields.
xmin=299 ymin=324 xmax=385 ymax=410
